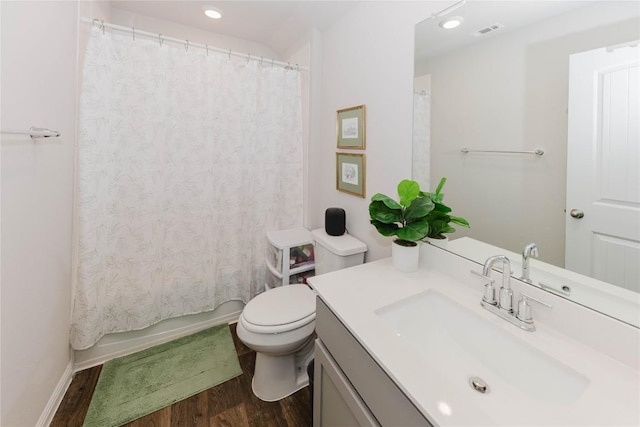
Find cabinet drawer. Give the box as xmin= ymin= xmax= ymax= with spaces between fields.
xmin=265 ymin=242 xmax=315 ymax=275
xmin=265 ymin=244 xmax=284 ymax=274
xmin=315 ymin=298 xmax=432 ymax=427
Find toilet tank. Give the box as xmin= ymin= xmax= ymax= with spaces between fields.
xmin=311 ymin=228 xmax=367 ymax=275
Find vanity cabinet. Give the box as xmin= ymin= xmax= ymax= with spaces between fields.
xmin=265 ymin=228 xmax=315 ymax=290
xmin=313 ymin=298 xmax=432 ymax=427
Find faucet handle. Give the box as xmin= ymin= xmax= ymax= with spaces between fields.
xmin=483 ymin=283 xmax=497 ymax=305
xmin=516 ymin=293 xmax=552 ymax=323
xmin=471 ymin=269 xmax=495 ymax=284
xmin=471 ymin=270 xmax=497 ymax=305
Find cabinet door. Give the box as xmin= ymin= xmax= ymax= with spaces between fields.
xmin=313 ymin=340 xmax=380 ymax=427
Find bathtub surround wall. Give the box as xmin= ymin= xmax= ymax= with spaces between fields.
xmin=72 ymin=28 xmax=304 ymax=350
xmin=1 ymin=2 xmax=78 ymax=426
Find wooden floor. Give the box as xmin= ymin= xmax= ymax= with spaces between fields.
xmin=51 ymin=324 xmax=312 ymax=427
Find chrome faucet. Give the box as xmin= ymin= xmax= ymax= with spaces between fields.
xmin=475 ymin=254 xmax=552 ymax=332
xmin=481 ymin=255 xmax=513 ymax=313
xmin=521 ymin=243 xmax=539 ymax=283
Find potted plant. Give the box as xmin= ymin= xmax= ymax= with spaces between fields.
xmin=421 ymin=177 xmax=470 ymax=246
xmin=369 ymin=179 xmax=434 ymax=272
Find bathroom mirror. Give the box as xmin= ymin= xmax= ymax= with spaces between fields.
xmin=413 ymin=1 xmax=640 ymax=326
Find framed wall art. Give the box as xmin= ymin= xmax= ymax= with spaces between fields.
xmin=336 ymin=153 xmax=366 ymax=198
xmin=336 ymin=105 xmax=366 ymax=149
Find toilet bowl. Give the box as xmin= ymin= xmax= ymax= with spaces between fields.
xmin=237 ymin=228 xmax=367 ymax=402
xmin=236 ymin=284 xmax=316 ymax=401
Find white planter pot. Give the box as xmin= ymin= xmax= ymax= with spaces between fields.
xmin=392 ymin=240 xmax=420 ymax=273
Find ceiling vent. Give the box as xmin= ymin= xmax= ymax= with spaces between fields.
xmin=471 ymin=23 xmax=504 ymax=37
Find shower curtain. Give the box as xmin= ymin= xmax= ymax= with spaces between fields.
xmin=71 ymin=29 xmax=303 ymax=350
xmin=412 ymin=91 xmax=431 ymax=191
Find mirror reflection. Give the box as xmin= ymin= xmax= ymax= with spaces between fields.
xmin=413 ymin=0 xmax=639 ymax=326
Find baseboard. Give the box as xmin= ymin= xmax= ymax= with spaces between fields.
xmin=73 ymin=300 xmax=244 ymax=372
xmin=37 ymin=359 xmax=74 ymax=427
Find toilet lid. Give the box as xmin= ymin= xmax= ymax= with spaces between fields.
xmin=243 ymin=285 xmax=316 ymax=328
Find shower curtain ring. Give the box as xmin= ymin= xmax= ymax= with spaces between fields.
xmin=159 ymin=34 xmax=164 ymax=46
xmin=247 ymin=53 xmax=251 ymax=63
xmin=101 ymin=20 xmax=105 ymax=35
xmin=205 ymin=44 xmax=209 ymax=56
xmin=271 ymin=58 xmax=274 ymax=68
xmin=260 ymin=56 xmax=264 ymax=66
xmin=228 ymin=49 xmax=231 ymax=60
xmin=185 ymin=40 xmax=189 ymax=53
xmin=132 ymin=27 xmax=135 ymax=41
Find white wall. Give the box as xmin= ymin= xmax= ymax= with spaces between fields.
xmin=0 ymin=1 xmax=78 ymax=425
xmin=418 ymin=2 xmax=639 ymax=267
xmin=310 ymin=2 xmax=441 ymax=262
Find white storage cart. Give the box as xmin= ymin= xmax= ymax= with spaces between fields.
xmin=264 ymin=228 xmax=315 ymax=291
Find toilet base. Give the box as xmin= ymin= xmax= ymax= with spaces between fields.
xmin=251 ymin=338 xmax=314 ymax=402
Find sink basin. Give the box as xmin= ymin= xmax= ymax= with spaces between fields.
xmin=375 ymin=290 xmax=589 ymax=404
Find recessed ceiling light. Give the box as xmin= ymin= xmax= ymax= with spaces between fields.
xmin=439 ymin=16 xmax=464 ymax=30
xmin=203 ymin=7 xmax=222 ymax=20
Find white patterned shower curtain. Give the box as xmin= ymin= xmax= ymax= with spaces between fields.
xmin=412 ymin=91 xmax=431 ymax=191
xmin=71 ymin=29 xmax=303 ymax=350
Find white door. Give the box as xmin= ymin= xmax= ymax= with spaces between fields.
xmin=566 ymin=43 xmax=640 ymax=292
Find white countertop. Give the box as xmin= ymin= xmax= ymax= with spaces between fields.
xmin=308 ymin=244 xmax=640 ymax=426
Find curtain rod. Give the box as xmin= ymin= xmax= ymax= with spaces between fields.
xmin=80 ymin=18 xmax=307 ymax=71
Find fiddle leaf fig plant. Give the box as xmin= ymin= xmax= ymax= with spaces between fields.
xmin=420 ymin=177 xmax=470 ymax=239
xmin=369 ymin=179 xmax=435 ymax=244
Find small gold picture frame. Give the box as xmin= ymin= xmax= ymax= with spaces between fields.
xmin=336 ymin=105 xmax=366 ymax=149
xmin=336 ymin=153 xmax=366 ymax=198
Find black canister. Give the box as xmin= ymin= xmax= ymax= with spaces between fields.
xmin=325 ymin=208 xmax=346 ymax=236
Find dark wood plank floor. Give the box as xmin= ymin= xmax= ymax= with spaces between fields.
xmin=51 ymin=324 xmax=312 ymax=427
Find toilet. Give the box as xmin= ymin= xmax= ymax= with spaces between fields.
xmin=236 ymin=228 xmax=367 ymax=401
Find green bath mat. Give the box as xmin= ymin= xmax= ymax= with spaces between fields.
xmin=83 ymin=324 xmax=242 ymax=427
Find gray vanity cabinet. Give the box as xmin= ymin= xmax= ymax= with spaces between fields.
xmin=313 ymin=298 xmax=432 ymax=427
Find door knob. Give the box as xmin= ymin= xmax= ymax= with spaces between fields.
xmin=569 ymin=209 xmax=584 ymax=219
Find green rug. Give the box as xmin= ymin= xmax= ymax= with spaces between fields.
xmin=83 ymin=324 xmax=242 ymax=427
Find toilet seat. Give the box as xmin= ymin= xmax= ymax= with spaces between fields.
xmin=241 ymin=285 xmax=316 ymax=334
